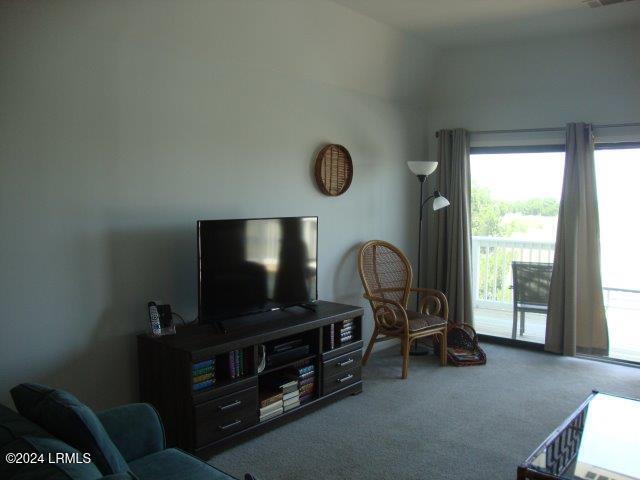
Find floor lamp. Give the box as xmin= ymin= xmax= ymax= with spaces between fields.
xmin=407 ymin=161 xmax=450 ymax=355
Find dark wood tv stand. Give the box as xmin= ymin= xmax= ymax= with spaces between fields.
xmin=137 ymin=301 xmax=364 ymax=457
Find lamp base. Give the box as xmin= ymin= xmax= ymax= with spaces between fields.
xmin=409 ymin=340 xmax=432 ymax=356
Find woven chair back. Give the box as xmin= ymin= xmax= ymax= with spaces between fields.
xmin=358 ymin=240 xmax=412 ymax=311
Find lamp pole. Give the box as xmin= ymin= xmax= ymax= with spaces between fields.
xmin=416 ymin=175 xmax=426 ymax=311
xmin=407 ymin=161 xmax=450 ymax=356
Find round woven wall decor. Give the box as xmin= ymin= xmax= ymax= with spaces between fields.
xmin=314 ymin=144 xmax=353 ymax=196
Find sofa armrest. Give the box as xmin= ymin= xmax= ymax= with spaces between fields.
xmin=97 ymin=403 xmax=165 ymax=462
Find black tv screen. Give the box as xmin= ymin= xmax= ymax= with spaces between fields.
xmin=198 ymin=216 xmax=318 ymax=322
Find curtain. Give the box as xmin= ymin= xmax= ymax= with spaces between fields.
xmin=546 ymin=123 xmax=609 ymax=356
xmin=432 ymin=129 xmax=474 ymax=325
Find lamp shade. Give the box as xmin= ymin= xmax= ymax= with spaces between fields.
xmin=407 ymin=161 xmax=438 ymax=177
xmin=432 ymin=193 xmax=450 ymax=211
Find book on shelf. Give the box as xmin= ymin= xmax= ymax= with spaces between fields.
xmin=326 ymin=323 xmax=335 ymax=350
xmin=298 ymin=370 xmax=314 ymax=381
xmin=299 ymin=383 xmax=314 ymax=396
xmin=192 ymin=366 xmax=214 ymax=377
xmin=283 ymin=394 xmax=300 ymax=406
xmin=299 ymin=376 xmax=314 ymax=387
xmin=284 ymin=400 xmax=300 ymax=412
xmin=283 ymin=391 xmax=299 ymax=402
xmin=298 ymin=364 xmax=314 ymax=375
xmin=192 ymin=379 xmax=214 ymax=391
xmin=299 ymin=393 xmax=313 ymax=404
xmin=259 ymin=390 xmax=283 ymax=408
xmin=192 ymin=359 xmax=215 ymax=371
xmin=260 ymin=400 xmax=283 ymax=416
xmin=192 ymin=372 xmax=214 ymax=384
xmin=281 ymin=381 xmax=298 ymax=394
xmin=260 ymin=408 xmax=283 ymax=422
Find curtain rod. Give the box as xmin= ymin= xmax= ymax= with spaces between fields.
xmin=434 ymin=122 xmax=640 ymax=138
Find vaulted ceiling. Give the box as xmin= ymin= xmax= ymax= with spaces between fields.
xmin=332 ymin=0 xmax=640 ymax=47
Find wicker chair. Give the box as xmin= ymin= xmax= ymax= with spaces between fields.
xmin=357 ymin=240 xmax=448 ymax=379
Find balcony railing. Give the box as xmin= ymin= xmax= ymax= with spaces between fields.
xmin=471 ymin=236 xmax=555 ymax=309
xmin=472 ymin=236 xmax=640 ymax=361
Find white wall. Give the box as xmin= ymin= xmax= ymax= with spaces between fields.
xmin=426 ymin=26 xmax=640 ymax=150
xmin=0 ymin=0 xmax=433 ymax=409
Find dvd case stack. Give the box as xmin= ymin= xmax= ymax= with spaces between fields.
xmin=337 ymin=319 xmax=354 ymax=346
xmin=228 ymin=349 xmax=247 ymax=379
xmin=192 ymin=358 xmax=215 ymax=392
xmin=296 ymin=361 xmax=315 ymax=404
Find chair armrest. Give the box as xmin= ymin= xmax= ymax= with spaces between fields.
xmin=410 ymin=288 xmax=449 ymax=320
xmin=362 ymin=294 xmax=409 ymax=333
xmin=97 ymin=403 xmax=165 ymax=462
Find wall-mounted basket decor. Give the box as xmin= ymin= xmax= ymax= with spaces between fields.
xmin=314 ymin=144 xmax=353 ymax=196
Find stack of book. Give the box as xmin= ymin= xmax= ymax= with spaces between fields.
xmin=337 ymin=319 xmax=354 ymax=346
xmin=296 ymin=362 xmax=315 ymax=404
xmin=228 ymin=349 xmax=247 ymax=379
xmin=259 ymin=389 xmax=283 ymax=422
xmin=325 ymin=323 xmax=335 ymax=350
xmin=282 ymin=379 xmax=300 ymax=412
xmin=192 ymin=358 xmax=215 ymax=392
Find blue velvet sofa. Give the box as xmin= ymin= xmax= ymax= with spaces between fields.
xmin=1 ymin=383 xmax=243 ymax=480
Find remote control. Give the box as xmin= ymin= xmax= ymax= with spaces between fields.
xmin=148 ymin=301 xmax=162 ymax=336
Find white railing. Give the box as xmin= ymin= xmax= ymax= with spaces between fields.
xmin=471 ymin=236 xmax=555 ymax=310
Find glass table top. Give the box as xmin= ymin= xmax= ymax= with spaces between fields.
xmin=529 ymin=393 xmax=640 ymax=480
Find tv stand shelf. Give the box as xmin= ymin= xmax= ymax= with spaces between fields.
xmin=137 ymin=301 xmax=364 ymax=456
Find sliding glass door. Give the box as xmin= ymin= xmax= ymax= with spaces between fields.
xmin=595 ymin=144 xmax=640 ymax=363
xmin=470 ymin=148 xmax=564 ymax=344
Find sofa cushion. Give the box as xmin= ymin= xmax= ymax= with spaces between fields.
xmin=128 ymin=448 xmax=235 ymax=480
xmin=0 ymin=404 xmax=51 ymax=449
xmin=10 ymin=383 xmax=128 ymax=475
xmin=0 ymin=436 xmax=103 ymax=480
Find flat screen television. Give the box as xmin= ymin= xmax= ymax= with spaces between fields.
xmin=197 ymin=216 xmax=318 ymax=323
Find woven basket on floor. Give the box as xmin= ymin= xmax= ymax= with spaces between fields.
xmin=435 ymin=324 xmax=487 ymax=366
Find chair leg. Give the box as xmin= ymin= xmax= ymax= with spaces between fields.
xmin=439 ymin=330 xmax=447 ymax=366
xmin=512 ymin=307 xmax=518 ymax=339
xmin=362 ymin=326 xmax=378 ymax=366
xmin=520 ymin=311 xmax=525 ymax=335
xmin=401 ymin=337 xmax=411 ymax=379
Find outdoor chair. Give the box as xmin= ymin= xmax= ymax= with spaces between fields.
xmin=511 ymin=261 xmax=553 ymax=339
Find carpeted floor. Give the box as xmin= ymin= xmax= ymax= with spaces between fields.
xmin=209 ymin=343 xmax=640 ymax=480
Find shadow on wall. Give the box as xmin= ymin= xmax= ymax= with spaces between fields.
xmin=29 ymin=224 xmax=197 ymax=410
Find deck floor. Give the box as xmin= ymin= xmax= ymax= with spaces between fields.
xmin=474 ymin=306 xmax=640 ymax=363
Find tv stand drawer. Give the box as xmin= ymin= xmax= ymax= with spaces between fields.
xmin=322 ymin=350 xmax=362 ymax=380
xmin=322 ymin=367 xmax=361 ymax=396
xmin=194 ymin=386 xmax=258 ymax=446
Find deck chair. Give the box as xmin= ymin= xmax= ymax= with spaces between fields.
xmin=511 ymin=261 xmax=553 ymax=339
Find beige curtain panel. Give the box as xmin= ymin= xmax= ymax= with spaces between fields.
xmin=433 ymin=129 xmax=474 ymax=326
xmin=546 ymin=122 xmax=609 ymax=356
